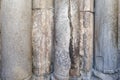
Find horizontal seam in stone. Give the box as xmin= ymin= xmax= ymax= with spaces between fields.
xmin=32 ymin=8 xmax=54 ymax=10
xmin=80 ymin=11 xmax=94 ymax=13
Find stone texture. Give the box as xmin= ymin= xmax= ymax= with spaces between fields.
xmin=118 ymin=0 xmax=120 ymax=53
xmin=32 ymin=9 xmax=53 ymax=80
xmin=79 ymin=0 xmax=94 ymax=12
xmin=53 ymin=0 xmax=94 ymax=80
xmin=69 ymin=0 xmax=81 ymax=78
xmin=93 ymin=70 xmax=114 ymax=80
xmin=33 ymin=0 xmax=53 ymax=9
xmin=1 ymin=0 xmax=32 ymax=80
xmin=32 ymin=0 xmax=54 ymax=80
xmin=1 ymin=0 xmax=120 ymax=80
xmin=52 ymin=0 xmax=71 ymax=80
xmin=94 ymin=0 xmax=118 ymax=79
xmin=79 ymin=12 xmax=93 ymax=80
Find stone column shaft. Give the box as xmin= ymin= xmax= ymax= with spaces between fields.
xmin=1 ymin=0 xmax=32 ymax=80
xmin=69 ymin=0 xmax=81 ymax=78
xmin=78 ymin=0 xmax=94 ymax=80
xmin=52 ymin=0 xmax=71 ymax=80
xmin=32 ymin=0 xmax=54 ymax=80
xmin=94 ymin=0 xmax=118 ymax=79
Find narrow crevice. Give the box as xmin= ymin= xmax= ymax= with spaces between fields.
xmin=68 ymin=0 xmax=76 ymax=76
xmin=32 ymin=8 xmax=54 ymax=10
xmin=68 ymin=0 xmax=73 ymax=64
xmin=68 ymin=0 xmax=81 ymax=77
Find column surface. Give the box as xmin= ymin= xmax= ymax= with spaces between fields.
xmin=1 ymin=0 xmax=32 ymax=80
xmin=32 ymin=0 xmax=54 ymax=80
xmin=94 ymin=0 xmax=118 ymax=79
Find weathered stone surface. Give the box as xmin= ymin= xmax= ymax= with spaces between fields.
xmin=80 ymin=12 xmax=93 ymax=71
xmin=118 ymin=0 xmax=120 ymax=53
xmin=79 ymin=12 xmax=93 ymax=80
xmin=79 ymin=0 xmax=94 ymax=12
xmin=32 ymin=74 xmax=50 ymax=80
xmin=93 ymin=70 xmax=114 ymax=80
xmin=69 ymin=0 xmax=81 ymax=78
xmin=118 ymin=1 xmax=120 ymax=74
xmin=32 ymin=9 xmax=53 ymax=80
xmin=67 ymin=0 xmax=94 ymax=79
xmin=94 ymin=0 xmax=118 ymax=79
xmin=52 ymin=0 xmax=71 ymax=80
xmin=33 ymin=0 xmax=53 ymax=9
xmin=32 ymin=0 xmax=54 ymax=80
xmin=1 ymin=0 xmax=32 ymax=80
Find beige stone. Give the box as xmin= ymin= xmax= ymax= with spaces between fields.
xmin=69 ymin=0 xmax=81 ymax=77
xmin=32 ymin=0 xmax=54 ymax=80
xmin=79 ymin=12 xmax=93 ymax=80
xmin=79 ymin=0 xmax=94 ymax=12
xmin=32 ymin=9 xmax=53 ymax=80
xmin=33 ymin=0 xmax=53 ymax=9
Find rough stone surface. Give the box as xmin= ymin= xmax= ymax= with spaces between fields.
xmin=53 ymin=0 xmax=71 ymax=80
xmin=32 ymin=9 xmax=53 ymax=80
xmin=79 ymin=12 xmax=93 ymax=80
xmin=118 ymin=0 xmax=120 ymax=53
xmin=79 ymin=0 xmax=94 ymax=12
xmin=53 ymin=0 xmax=94 ymax=80
xmin=69 ymin=0 xmax=81 ymax=78
xmin=33 ymin=0 xmax=53 ymax=9
xmin=32 ymin=0 xmax=54 ymax=80
xmin=1 ymin=0 xmax=32 ymax=80
xmin=1 ymin=0 xmax=120 ymax=80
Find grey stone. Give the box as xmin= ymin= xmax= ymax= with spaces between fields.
xmin=1 ymin=0 xmax=32 ymax=80
xmin=53 ymin=0 xmax=71 ymax=80
xmin=95 ymin=0 xmax=118 ymax=73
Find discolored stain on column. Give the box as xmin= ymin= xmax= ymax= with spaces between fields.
xmin=69 ymin=0 xmax=81 ymax=78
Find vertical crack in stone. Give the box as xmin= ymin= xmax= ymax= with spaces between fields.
xmin=68 ymin=0 xmax=74 ymax=71
xmin=68 ymin=0 xmax=75 ymax=77
xmin=68 ymin=0 xmax=81 ymax=78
